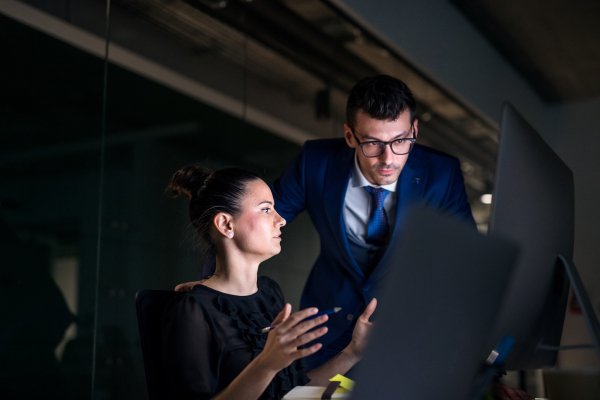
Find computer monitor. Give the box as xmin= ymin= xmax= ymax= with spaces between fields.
xmin=351 ymin=206 xmax=519 ymax=400
xmin=487 ymin=103 xmax=574 ymax=370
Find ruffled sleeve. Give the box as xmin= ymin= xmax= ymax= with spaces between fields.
xmin=162 ymin=294 xmax=220 ymax=400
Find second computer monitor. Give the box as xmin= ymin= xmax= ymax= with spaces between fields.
xmin=488 ymin=103 xmax=574 ymax=370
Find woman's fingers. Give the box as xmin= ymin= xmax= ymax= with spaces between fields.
xmin=359 ymin=298 xmax=377 ymax=322
xmin=277 ymin=307 xmax=319 ymax=334
xmin=270 ymin=303 xmax=292 ymax=326
xmin=293 ymin=343 xmax=323 ymax=359
xmin=288 ymin=314 xmax=328 ymax=339
xmin=261 ymin=307 xmax=328 ymax=368
xmin=282 ymin=304 xmax=292 ymax=323
xmin=293 ymin=326 xmax=328 ymax=348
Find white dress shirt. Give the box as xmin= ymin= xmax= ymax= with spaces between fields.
xmin=343 ymin=154 xmax=398 ymax=243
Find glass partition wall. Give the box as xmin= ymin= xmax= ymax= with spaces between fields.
xmin=1 ymin=0 xmax=498 ymax=398
xmin=0 ymin=7 xmax=105 ymax=399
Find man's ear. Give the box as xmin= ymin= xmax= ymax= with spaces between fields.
xmin=413 ymin=119 xmax=419 ymax=138
xmin=213 ymin=212 xmax=234 ymax=238
xmin=344 ymin=124 xmax=355 ymax=148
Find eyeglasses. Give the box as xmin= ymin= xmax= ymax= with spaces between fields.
xmin=349 ymin=125 xmax=416 ymax=158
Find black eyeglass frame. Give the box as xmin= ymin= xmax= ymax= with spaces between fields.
xmin=349 ymin=124 xmax=416 ymax=158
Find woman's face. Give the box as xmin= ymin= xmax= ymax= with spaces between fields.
xmin=233 ymin=179 xmax=286 ymax=259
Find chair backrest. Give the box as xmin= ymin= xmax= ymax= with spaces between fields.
xmin=135 ymin=290 xmax=183 ymax=400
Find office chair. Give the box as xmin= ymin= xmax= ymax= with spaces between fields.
xmin=135 ymin=290 xmax=182 ymax=400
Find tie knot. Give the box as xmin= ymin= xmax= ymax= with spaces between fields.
xmin=364 ymin=186 xmax=389 ymax=209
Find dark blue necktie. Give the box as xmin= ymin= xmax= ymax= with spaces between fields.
xmin=364 ymin=186 xmax=390 ymax=245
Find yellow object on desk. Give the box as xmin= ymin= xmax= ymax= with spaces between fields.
xmin=282 ymin=375 xmax=354 ymax=399
xmin=329 ymin=374 xmax=355 ymax=393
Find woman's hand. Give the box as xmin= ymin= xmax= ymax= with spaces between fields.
xmin=304 ymin=299 xmax=378 ymax=386
xmin=211 ymin=305 xmax=327 ymax=400
xmin=345 ymin=298 xmax=377 ymax=362
xmin=255 ymin=304 xmax=329 ymax=374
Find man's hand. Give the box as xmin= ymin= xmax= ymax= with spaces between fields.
xmin=174 ymin=279 xmax=207 ymax=292
xmin=490 ymin=382 xmax=534 ymax=400
xmin=345 ymin=298 xmax=377 ymax=362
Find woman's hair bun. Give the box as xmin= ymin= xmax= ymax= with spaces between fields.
xmin=168 ymin=165 xmax=211 ymax=199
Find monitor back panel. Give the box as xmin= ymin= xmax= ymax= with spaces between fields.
xmin=489 ymin=103 xmax=574 ymax=369
xmin=351 ymin=206 xmax=518 ymax=400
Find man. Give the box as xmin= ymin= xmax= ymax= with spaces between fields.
xmin=267 ymin=75 xmax=475 ymax=368
xmin=177 ymin=75 xmax=531 ymax=399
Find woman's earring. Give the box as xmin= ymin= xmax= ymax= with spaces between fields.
xmin=228 ymin=232 xmax=234 ymax=238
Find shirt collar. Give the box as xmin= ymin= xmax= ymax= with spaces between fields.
xmin=351 ymin=152 xmax=398 ymax=192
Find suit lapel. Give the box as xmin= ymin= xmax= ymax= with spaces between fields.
xmin=323 ymin=145 xmax=365 ymax=279
xmin=369 ymin=146 xmax=428 ymax=283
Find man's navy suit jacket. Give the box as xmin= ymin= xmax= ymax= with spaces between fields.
xmin=270 ymin=138 xmax=476 ymax=348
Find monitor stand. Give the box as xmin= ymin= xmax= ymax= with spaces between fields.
xmin=557 ymin=254 xmax=600 ymax=360
xmin=473 ymin=254 xmax=599 ymax=400
xmin=473 ymin=255 xmax=600 ymax=399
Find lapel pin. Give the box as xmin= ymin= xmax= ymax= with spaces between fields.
xmin=414 ymin=177 xmax=420 ymax=184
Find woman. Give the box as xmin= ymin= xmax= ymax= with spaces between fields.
xmin=163 ymin=165 xmax=377 ymax=400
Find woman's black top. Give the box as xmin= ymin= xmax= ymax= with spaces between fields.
xmin=162 ymin=276 xmax=310 ymax=400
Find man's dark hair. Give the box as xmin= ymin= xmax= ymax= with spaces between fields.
xmin=346 ymin=75 xmax=416 ymax=127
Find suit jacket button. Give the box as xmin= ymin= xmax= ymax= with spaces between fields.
xmin=347 ymin=314 xmax=354 ymax=321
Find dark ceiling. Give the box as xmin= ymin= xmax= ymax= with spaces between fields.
xmin=451 ymin=0 xmax=600 ymax=103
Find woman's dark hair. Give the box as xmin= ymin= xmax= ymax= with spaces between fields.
xmin=346 ymin=75 xmax=416 ymax=128
xmin=168 ymin=165 xmax=260 ymax=271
